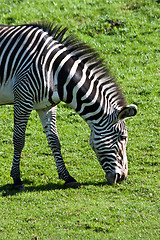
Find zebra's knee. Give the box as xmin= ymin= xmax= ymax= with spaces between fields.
xmin=13 ymin=137 xmax=25 ymax=154
xmin=47 ymin=133 xmax=61 ymax=152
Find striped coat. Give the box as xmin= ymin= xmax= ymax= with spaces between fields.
xmin=0 ymin=23 xmax=137 ymax=189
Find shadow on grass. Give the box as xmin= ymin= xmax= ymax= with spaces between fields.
xmin=0 ymin=179 xmax=108 ymax=197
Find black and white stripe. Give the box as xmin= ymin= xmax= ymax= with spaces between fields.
xmin=0 ymin=23 xmax=137 ymax=188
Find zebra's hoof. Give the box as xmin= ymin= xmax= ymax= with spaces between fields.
xmin=13 ymin=178 xmax=25 ymax=190
xmin=13 ymin=183 xmax=25 ymax=191
xmin=64 ymin=176 xmax=79 ymax=188
xmin=64 ymin=181 xmax=79 ymax=188
xmin=13 ymin=184 xmax=25 ymax=191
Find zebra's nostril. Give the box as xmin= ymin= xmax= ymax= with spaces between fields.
xmin=117 ymin=174 xmax=127 ymax=183
xmin=121 ymin=174 xmax=125 ymax=181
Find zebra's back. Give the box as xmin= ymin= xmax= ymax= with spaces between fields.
xmin=0 ymin=24 xmax=58 ymax=107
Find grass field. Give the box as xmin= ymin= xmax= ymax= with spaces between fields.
xmin=0 ymin=0 xmax=160 ymax=239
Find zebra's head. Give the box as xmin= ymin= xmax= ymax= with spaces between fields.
xmin=89 ymin=104 xmax=137 ymax=185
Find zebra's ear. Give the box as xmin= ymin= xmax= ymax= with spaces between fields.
xmin=118 ymin=104 xmax=137 ymax=120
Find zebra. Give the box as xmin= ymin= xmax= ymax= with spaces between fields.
xmin=0 ymin=22 xmax=137 ymax=190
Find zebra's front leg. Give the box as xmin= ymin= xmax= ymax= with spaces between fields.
xmin=37 ymin=106 xmax=78 ymax=188
xmin=11 ymin=100 xmax=33 ymax=190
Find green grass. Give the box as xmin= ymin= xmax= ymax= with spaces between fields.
xmin=0 ymin=0 xmax=160 ymax=239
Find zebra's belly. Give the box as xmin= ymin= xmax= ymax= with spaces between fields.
xmin=0 ymin=82 xmax=14 ymax=105
xmin=33 ymin=99 xmax=57 ymax=110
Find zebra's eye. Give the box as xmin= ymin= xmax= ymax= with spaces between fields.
xmin=120 ymin=135 xmax=127 ymax=141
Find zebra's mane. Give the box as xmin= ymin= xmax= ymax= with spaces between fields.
xmin=30 ymin=22 xmax=127 ymax=108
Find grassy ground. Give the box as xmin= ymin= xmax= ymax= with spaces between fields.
xmin=0 ymin=0 xmax=160 ymax=239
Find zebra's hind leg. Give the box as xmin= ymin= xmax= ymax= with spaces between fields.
xmin=37 ymin=106 xmax=79 ymax=188
xmin=11 ymin=98 xmax=33 ymax=190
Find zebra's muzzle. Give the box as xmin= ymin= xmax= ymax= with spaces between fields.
xmin=105 ymin=172 xmax=119 ymax=185
xmin=105 ymin=172 xmax=127 ymax=185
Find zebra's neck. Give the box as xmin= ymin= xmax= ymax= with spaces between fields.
xmin=34 ymin=26 xmax=126 ymax=122
xmin=50 ymin=49 xmax=123 ymax=123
